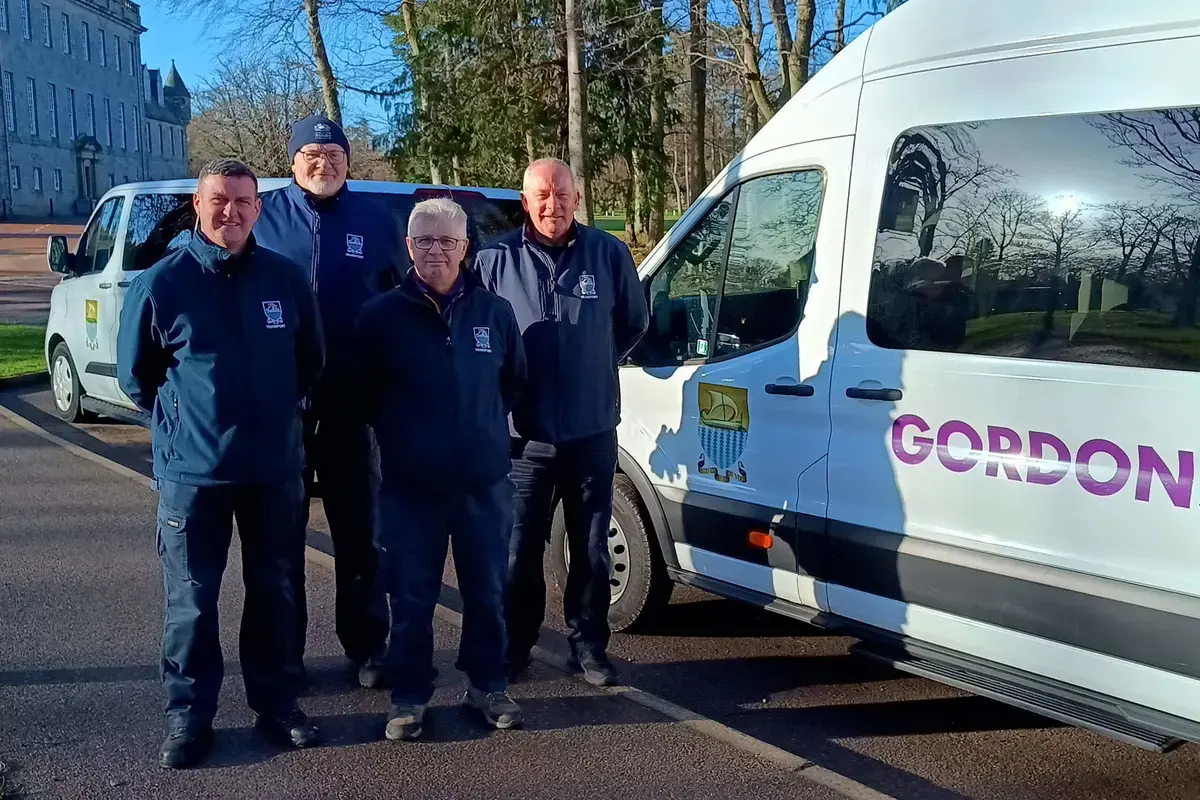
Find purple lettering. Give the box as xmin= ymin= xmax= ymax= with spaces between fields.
xmin=986 ymin=426 xmax=1023 ymax=481
xmin=1076 ymin=439 xmax=1132 ymax=497
xmin=937 ymin=420 xmax=982 ymax=473
xmin=1026 ymin=431 xmax=1070 ymax=486
xmin=1136 ymin=446 xmax=1195 ymax=509
xmin=892 ymin=415 xmax=933 ymax=465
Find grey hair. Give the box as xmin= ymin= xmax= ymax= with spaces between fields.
xmin=197 ymin=158 xmax=258 ymax=189
xmin=408 ymin=196 xmax=468 ymax=237
xmin=523 ymin=158 xmax=575 ymax=192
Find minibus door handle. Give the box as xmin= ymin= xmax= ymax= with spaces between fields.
xmin=846 ymin=387 xmax=903 ymax=401
xmin=765 ymin=383 xmax=815 ymax=397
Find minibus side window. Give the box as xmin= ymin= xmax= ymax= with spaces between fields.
xmin=124 ymin=192 xmax=193 ymax=271
xmin=76 ymin=196 xmax=124 ymax=275
xmin=867 ymin=108 xmax=1200 ymax=373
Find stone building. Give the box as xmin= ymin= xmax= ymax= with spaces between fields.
xmin=0 ymin=0 xmax=190 ymax=217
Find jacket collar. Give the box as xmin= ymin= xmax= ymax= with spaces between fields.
xmin=399 ymin=266 xmax=478 ymax=304
xmin=286 ymin=179 xmax=349 ymax=211
xmin=521 ymin=217 xmax=579 ymax=251
xmin=188 ymin=230 xmax=257 ymax=274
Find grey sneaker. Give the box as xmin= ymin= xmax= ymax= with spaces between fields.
xmin=462 ymin=685 xmax=524 ymax=730
xmin=358 ymin=657 xmax=386 ymax=689
xmin=384 ymin=704 xmax=426 ymax=741
xmin=568 ymin=653 xmax=618 ymax=687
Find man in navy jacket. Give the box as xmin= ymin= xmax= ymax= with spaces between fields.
xmin=254 ymin=115 xmax=399 ymax=689
xmin=117 ymin=159 xmax=324 ymax=769
xmin=475 ymin=158 xmax=649 ymax=687
xmin=354 ymin=198 xmax=527 ymax=741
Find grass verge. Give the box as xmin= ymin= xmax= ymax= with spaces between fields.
xmin=0 ymin=323 xmax=45 ymax=380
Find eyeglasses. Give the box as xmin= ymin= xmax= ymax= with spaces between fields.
xmin=299 ymin=149 xmax=346 ymax=165
xmin=412 ymin=236 xmax=465 ymax=251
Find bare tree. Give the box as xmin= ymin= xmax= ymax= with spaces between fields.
xmin=789 ymin=0 xmax=816 ymax=94
xmin=981 ymin=189 xmax=1041 ymax=265
xmin=834 ymin=0 xmax=847 ymax=52
xmin=1027 ymin=204 xmax=1098 ymax=276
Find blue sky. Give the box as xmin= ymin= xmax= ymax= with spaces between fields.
xmin=137 ymin=0 xmax=885 ymax=133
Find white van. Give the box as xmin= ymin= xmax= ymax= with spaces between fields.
xmin=43 ymin=178 xmax=523 ymax=422
xmin=574 ymin=0 xmax=1200 ymax=751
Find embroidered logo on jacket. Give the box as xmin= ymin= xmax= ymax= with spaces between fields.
xmin=579 ymin=274 xmax=597 ymax=298
xmin=473 ymin=326 xmax=492 ymax=353
xmin=262 ymin=301 xmax=285 ymax=329
xmin=346 ymin=234 xmax=364 ymax=259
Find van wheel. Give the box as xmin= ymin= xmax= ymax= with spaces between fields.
xmin=550 ymin=474 xmax=673 ymax=632
xmin=50 ymin=342 xmax=87 ymax=422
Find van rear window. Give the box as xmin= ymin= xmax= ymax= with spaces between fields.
xmin=867 ymin=108 xmax=1200 ymax=374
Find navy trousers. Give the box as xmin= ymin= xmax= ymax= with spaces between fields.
xmin=506 ymin=430 xmax=618 ymax=663
xmin=379 ymin=478 xmax=514 ymax=706
xmin=157 ymin=478 xmax=303 ymax=729
xmin=292 ymin=413 xmax=390 ymax=677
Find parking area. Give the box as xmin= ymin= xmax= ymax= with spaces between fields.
xmin=3 ymin=382 xmax=1200 ymax=800
xmin=0 ymin=220 xmax=84 ymax=324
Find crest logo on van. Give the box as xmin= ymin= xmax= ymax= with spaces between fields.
xmin=85 ymin=299 xmax=100 ymax=351
xmin=697 ymin=382 xmax=749 ymax=483
xmin=346 ymin=234 xmax=364 ymax=259
xmin=262 ymin=301 xmax=285 ymax=329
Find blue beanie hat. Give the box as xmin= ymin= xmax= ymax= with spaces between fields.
xmin=288 ymin=115 xmax=351 ymax=162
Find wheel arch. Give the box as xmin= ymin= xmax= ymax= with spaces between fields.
xmin=616 ymin=445 xmax=680 ymax=572
xmin=46 ymin=332 xmax=67 ymax=371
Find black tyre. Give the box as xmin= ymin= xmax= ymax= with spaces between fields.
xmin=549 ymin=474 xmax=673 ymax=632
xmin=49 ymin=342 xmax=86 ymax=423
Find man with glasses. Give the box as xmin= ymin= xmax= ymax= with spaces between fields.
xmin=256 ymin=115 xmax=400 ymax=692
xmin=353 ymin=198 xmax=526 ymax=741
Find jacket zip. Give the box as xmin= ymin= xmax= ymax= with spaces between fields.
xmin=310 ymin=206 xmax=321 ymax=294
xmin=227 ymin=265 xmax=258 ymax=477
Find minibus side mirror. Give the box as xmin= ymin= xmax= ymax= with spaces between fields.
xmin=47 ymin=235 xmax=74 ymax=274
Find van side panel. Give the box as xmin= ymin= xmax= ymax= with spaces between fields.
xmin=828 ymin=33 xmax=1200 ymax=722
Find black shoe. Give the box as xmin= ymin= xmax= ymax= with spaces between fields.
xmin=357 ymin=657 xmax=386 ymax=689
xmin=568 ymin=653 xmax=618 ymax=687
xmin=159 ymin=725 xmax=214 ymax=769
xmin=463 ymin=685 xmax=524 ymax=730
xmin=508 ymin=654 xmax=532 ymax=682
xmin=256 ymin=707 xmax=322 ymax=749
xmin=384 ymin=703 xmax=426 ymax=741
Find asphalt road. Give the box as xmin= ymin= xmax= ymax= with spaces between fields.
xmin=3 ymin=384 xmax=1200 ymax=799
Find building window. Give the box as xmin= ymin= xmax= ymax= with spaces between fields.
xmin=118 ymin=101 xmax=125 ymax=149
xmin=1 ymin=72 xmax=13 ymax=133
xmin=113 ymin=34 xmax=120 ymax=72
xmin=103 ymin=98 xmax=110 ymax=145
xmin=47 ymin=82 xmax=56 ymax=139
xmin=40 ymin=3 xmax=49 ymax=47
xmin=0 ymin=0 xmax=8 ymax=33
xmin=32 ymin=167 xmax=42 ymax=192
xmin=60 ymin=12 xmax=69 ymax=54
xmin=20 ymin=0 xmax=29 ymax=39
xmin=86 ymin=92 xmax=94 ymax=136
xmin=128 ymin=41 xmax=134 ymax=76
xmin=132 ymin=109 xmax=139 ymax=152
xmin=66 ymin=87 xmax=75 ymax=140
xmin=108 ymin=172 xmax=114 ymax=189
xmin=170 ymin=127 xmax=175 ymax=156
xmin=81 ymin=21 xmax=88 ymax=61
xmin=144 ymin=122 xmax=150 ymax=153
xmin=25 ymin=77 xmax=36 ymax=136
xmin=53 ymin=168 xmax=62 ymax=192
xmin=10 ymin=166 xmax=19 ymax=190
xmin=98 ymin=28 xmax=106 ymax=66
xmin=158 ymin=123 xmax=163 ymax=154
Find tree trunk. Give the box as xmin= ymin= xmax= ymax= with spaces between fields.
xmin=565 ymin=0 xmax=592 ymax=224
xmin=648 ymin=0 xmax=666 ymax=242
xmin=834 ymin=0 xmax=846 ymax=53
xmin=671 ymin=142 xmax=684 ymax=214
xmin=303 ymin=0 xmax=341 ymax=124
xmin=525 ymin=131 xmax=536 ymax=164
xmin=554 ymin=0 xmax=570 ymax=161
xmin=768 ymin=0 xmax=792 ymax=102
xmin=788 ymin=0 xmax=816 ymax=95
xmin=625 ymin=155 xmax=639 ymax=246
xmin=688 ymin=0 xmax=708 ymax=204
xmin=400 ymin=0 xmax=441 ymax=183
xmin=733 ymin=0 xmax=774 ymax=123
xmin=451 ymin=155 xmax=463 ymax=186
